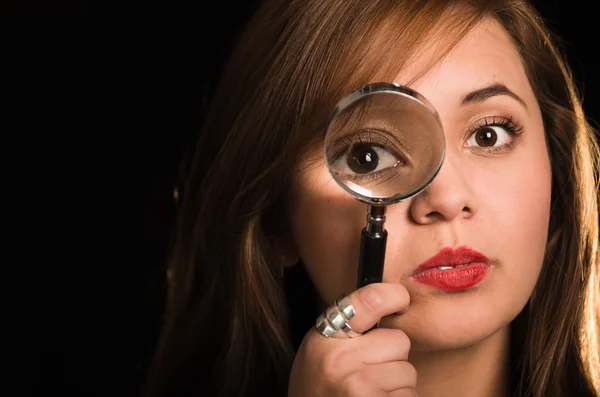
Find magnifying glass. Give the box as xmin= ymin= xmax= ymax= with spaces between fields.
xmin=323 ymin=82 xmax=445 ymax=290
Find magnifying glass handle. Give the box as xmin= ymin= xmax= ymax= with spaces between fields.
xmin=356 ymin=205 xmax=387 ymax=332
xmin=357 ymin=205 xmax=387 ymax=288
xmin=357 ymin=227 xmax=387 ymax=289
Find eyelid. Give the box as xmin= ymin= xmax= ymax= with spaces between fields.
xmin=465 ymin=115 xmax=523 ymax=136
xmin=328 ymin=129 xmax=409 ymax=164
xmin=463 ymin=114 xmax=524 ymax=155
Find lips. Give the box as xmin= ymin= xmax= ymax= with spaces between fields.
xmin=411 ymin=246 xmax=491 ymax=291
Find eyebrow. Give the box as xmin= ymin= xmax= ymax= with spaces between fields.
xmin=461 ymin=83 xmax=528 ymax=111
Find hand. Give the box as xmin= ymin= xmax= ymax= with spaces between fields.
xmin=288 ymin=283 xmax=417 ymax=397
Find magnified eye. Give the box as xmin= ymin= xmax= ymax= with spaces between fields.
xmin=338 ymin=142 xmax=400 ymax=175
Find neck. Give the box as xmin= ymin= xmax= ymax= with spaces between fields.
xmin=409 ymin=326 xmax=511 ymax=397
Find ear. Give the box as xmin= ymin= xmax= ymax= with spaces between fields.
xmin=272 ymin=231 xmax=300 ymax=269
xmin=264 ymin=199 xmax=300 ymax=268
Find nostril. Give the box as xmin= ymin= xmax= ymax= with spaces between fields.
xmin=426 ymin=211 xmax=446 ymax=221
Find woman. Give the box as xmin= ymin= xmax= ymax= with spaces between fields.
xmin=144 ymin=0 xmax=600 ymax=396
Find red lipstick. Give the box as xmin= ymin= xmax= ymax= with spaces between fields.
xmin=411 ymin=246 xmax=490 ymax=291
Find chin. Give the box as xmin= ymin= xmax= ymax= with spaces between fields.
xmin=384 ymin=297 xmax=513 ymax=351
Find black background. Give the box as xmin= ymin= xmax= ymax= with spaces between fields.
xmin=2 ymin=1 xmax=598 ymax=396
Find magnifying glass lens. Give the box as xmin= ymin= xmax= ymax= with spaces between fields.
xmin=324 ymin=83 xmax=445 ymax=204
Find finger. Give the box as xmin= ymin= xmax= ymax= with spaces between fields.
xmin=338 ymin=372 xmax=386 ymax=397
xmin=346 ymin=328 xmax=411 ymax=364
xmin=388 ymin=389 xmax=420 ymax=397
xmin=358 ymin=360 xmax=417 ymax=391
xmin=344 ymin=283 xmax=410 ymax=333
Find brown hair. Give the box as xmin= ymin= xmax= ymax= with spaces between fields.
xmin=144 ymin=1 xmax=600 ymax=396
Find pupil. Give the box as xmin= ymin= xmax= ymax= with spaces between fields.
xmin=348 ymin=143 xmax=379 ymax=173
xmin=476 ymin=127 xmax=497 ymax=147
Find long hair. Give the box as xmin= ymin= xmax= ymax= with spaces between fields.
xmin=144 ymin=1 xmax=600 ymax=396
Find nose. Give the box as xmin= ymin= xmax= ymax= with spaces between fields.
xmin=409 ymin=153 xmax=478 ymax=224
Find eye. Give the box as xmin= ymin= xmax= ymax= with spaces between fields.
xmin=334 ymin=142 xmax=401 ymax=176
xmin=466 ymin=125 xmax=512 ymax=148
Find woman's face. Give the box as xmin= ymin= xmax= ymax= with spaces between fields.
xmin=286 ymin=18 xmax=552 ymax=350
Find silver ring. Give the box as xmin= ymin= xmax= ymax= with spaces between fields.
xmin=315 ymin=313 xmax=337 ymax=337
xmin=335 ymin=293 xmax=355 ymax=320
xmin=316 ymin=292 xmax=362 ymax=338
xmin=340 ymin=321 xmax=363 ymax=338
xmin=325 ymin=304 xmax=347 ymax=330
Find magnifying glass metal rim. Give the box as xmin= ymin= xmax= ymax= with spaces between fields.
xmin=323 ymin=81 xmax=446 ymax=205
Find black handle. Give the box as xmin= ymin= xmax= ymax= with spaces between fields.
xmin=356 ymin=228 xmax=387 ymax=289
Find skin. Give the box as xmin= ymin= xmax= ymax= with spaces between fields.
xmin=286 ymin=18 xmax=552 ymax=397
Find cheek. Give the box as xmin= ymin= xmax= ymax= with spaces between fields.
xmin=481 ymin=149 xmax=552 ymax=265
xmin=288 ymin=166 xmax=367 ymax=304
xmin=472 ymin=144 xmax=552 ymax=309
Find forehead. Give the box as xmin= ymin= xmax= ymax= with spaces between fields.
xmin=392 ymin=18 xmax=533 ymax=111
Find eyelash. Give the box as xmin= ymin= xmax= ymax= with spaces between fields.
xmin=466 ymin=115 xmax=524 ymax=154
xmin=330 ymin=130 xmax=399 ymax=163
